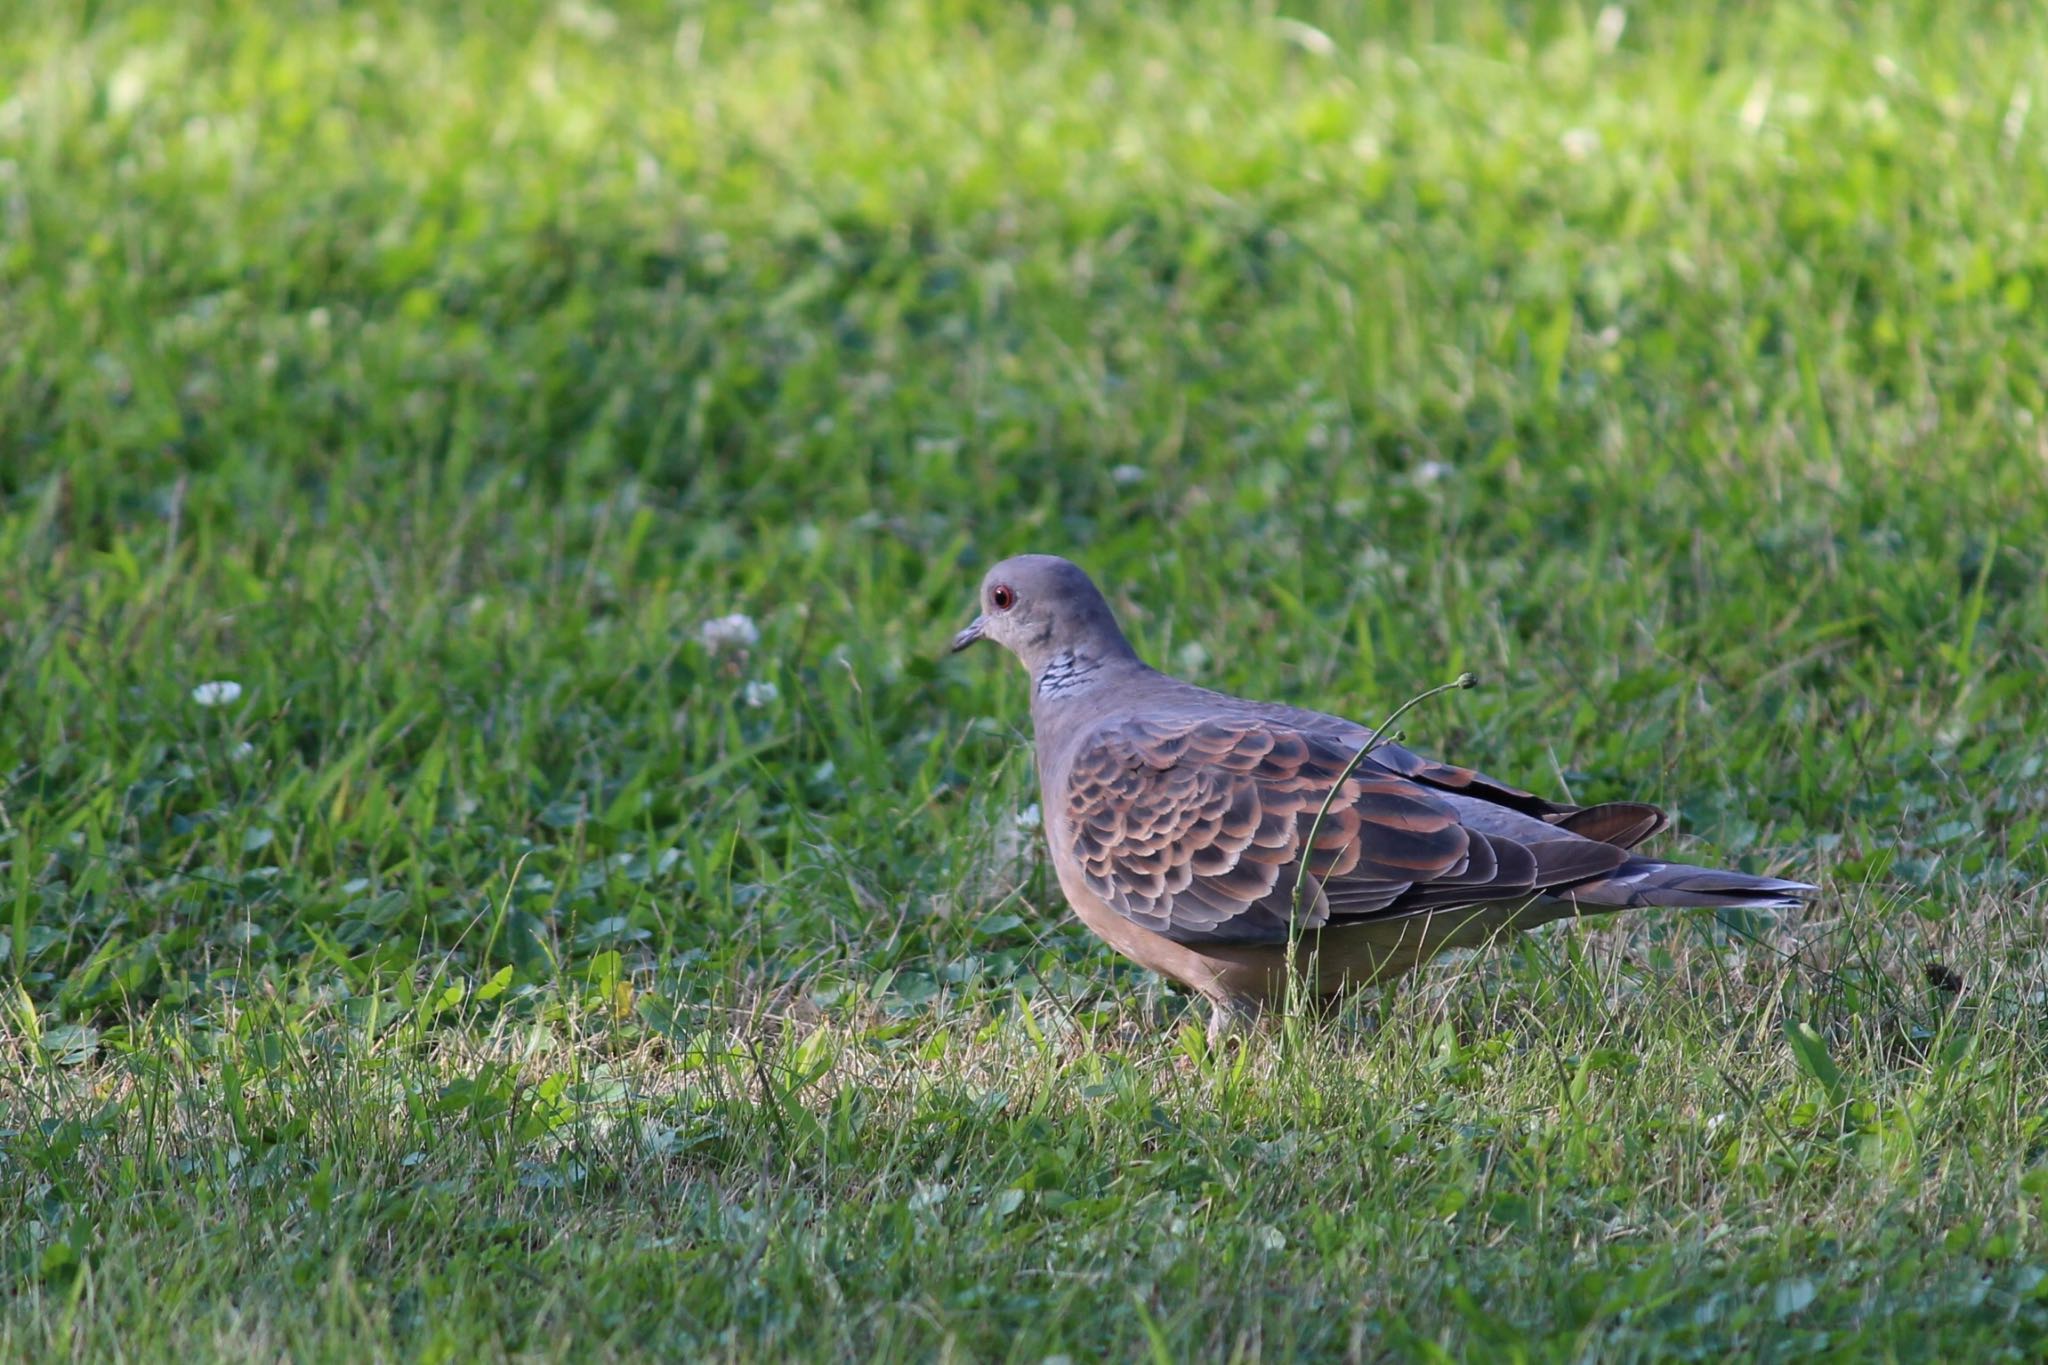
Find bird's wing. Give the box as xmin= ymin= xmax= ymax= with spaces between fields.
xmin=1061 ymin=716 xmax=1631 ymax=945
xmin=1317 ymin=728 xmax=1669 ymax=849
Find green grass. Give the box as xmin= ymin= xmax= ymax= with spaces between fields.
xmin=5 ymin=0 xmax=2048 ymax=1357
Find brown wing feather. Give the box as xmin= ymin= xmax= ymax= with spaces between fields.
xmin=1367 ymin=737 xmax=1671 ymax=849
xmin=1064 ymin=718 xmax=1629 ymax=946
xmin=1547 ymin=801 xmax=1670 ymax=849
xmin=1366 ymin=739 xmax=1562 ymax=816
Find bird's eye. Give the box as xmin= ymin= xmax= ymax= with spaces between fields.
xmin=990 ymin=584 xmax=1016 ymax=611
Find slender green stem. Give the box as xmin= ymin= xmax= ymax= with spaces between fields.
xmin=1282 ymin=672 xmax=1478 ymax=1033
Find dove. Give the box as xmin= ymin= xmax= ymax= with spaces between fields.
xmin=951 ymin=554 xmax=1816 ymax=1040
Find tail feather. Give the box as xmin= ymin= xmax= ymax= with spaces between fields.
xmin=1562 ymin=857 xmax=1815 ymax=910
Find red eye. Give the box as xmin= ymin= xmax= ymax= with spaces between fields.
xmin=990 ymin=584 xmax=1015 ymax=611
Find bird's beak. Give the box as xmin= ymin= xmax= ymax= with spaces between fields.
xmin=949 ymin=615 xmax=988 ymax=653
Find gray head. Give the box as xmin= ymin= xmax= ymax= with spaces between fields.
xmin=950 ymin=554 xmax=1141 ymax=681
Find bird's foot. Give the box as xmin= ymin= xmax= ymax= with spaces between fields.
xmin=1205 ymin=997 xmax=1264 ymax=1048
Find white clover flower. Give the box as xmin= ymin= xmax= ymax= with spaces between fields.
xmin=191 ymin=680 xmax=242 ymax=707
xmin=697 ymin=613 xmax=760 ymax=652
xmin=1593 ymin=5 xmax=1627 ymax=52
xmin=1413 ymin=460 xmax=1454 ymax=485
xmin=1110 ymin=464 xmax=1147 ymax=487
xmin=1015 ymin=803 xmax=1041 ymax=829
xmin=1560 ymin=127 xmax=1601 ymax=161
xmin=742 ymin=680 xmax=779 ymax=709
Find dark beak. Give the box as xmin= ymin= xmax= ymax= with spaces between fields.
xmin=949 ymin=615 xmax=988 ymax=653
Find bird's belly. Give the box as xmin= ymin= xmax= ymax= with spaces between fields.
xmin=1052 ymin=858 xmax=1555 ymax=1006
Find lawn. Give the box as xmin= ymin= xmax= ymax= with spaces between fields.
xmin=4 ymin=0 xmax=2048 ymax=1358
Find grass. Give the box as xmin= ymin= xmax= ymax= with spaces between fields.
xmin=4 ymin=0 xmax=2047 ymax=1356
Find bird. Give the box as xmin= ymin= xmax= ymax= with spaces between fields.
xmin=950 ymin=553 xmax=1817 ymax=1041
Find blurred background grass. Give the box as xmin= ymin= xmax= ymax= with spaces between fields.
xmin=8 ymin=0 xmax=2039 ymax=1002
xmin=4 ymin=1 xmax=2048 ymax=1356
xmin=5 ymin=0 xmax=2040 ymax=1012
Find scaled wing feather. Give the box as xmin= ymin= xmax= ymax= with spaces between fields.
xmin=1063 ymin=717 xmax=1631 ymax=946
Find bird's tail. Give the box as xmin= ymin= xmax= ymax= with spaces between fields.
xmin=1562 ymin=857 xmax=1815 ymax=910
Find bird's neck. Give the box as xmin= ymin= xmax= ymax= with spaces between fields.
xmin=1027 ymin=640 xmax=1148 ymax=721
xmin=1032 ymin=648 xmax=1111 ymax=700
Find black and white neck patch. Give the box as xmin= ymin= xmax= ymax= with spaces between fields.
xmin=1036 ymin=651 xmax=1105 ymax=699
